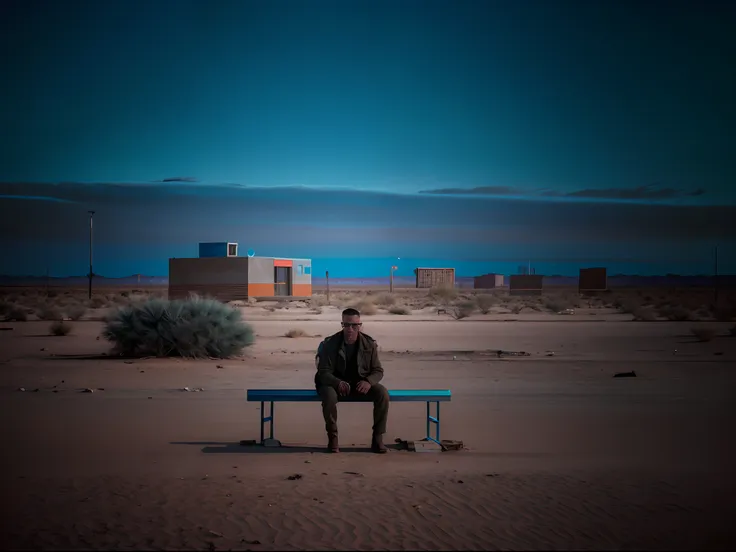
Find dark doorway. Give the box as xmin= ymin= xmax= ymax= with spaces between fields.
xmin=274 ymin=266 xmax=292 ymax=296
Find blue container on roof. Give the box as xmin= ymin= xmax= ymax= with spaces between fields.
xmin=198 ymin=242 xmax=238 ymax=258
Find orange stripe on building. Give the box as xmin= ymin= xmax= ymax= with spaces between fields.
xmin=273 ymin=259 xmax=293 ymax=267
xmin=292 ymin=284 xmax=312 ymax=296
xmin=248 ymin=283 xmax=274 ymax=296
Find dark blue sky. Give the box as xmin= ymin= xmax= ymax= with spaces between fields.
xmin=1 ymin=0 xmax=734 ymax=277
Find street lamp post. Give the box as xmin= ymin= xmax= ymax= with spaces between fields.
xmin=390 ymin=265 xmax=398 ymax=293
xmin=88 ymin=211 xmax=95 ymax=300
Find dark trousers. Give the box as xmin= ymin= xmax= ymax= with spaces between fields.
xmin=317 ymin=383 xmax=390 ymax=436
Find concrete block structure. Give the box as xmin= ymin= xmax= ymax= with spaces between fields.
xmin=579 ymin=267 xmax=607 ymax=292
xmin=509 ymin=274 xmax=544 ymax=296
xmin=168 ymin=243 xmax=311 ymax=301
xmin=474 ymin=273 xmax=505 ymax=289
xmin=415 ymin=267 xmax=455 ymax=288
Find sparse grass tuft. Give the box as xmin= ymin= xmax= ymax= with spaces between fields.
xmin=658 ymin=305 xmax=695 ymax=321
xmin=691 ymin=327 xmax=717 ymax=342
xmin=50 ymin=320 xmax=72 ymax=336
xmin=284 ymin=328 xmax=308 ymax=338
xmin=388 ymin=305 xmax=410 ymax=315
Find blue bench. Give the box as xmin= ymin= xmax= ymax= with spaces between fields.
xmin=246 ymin=389 xmax=452 ymax=447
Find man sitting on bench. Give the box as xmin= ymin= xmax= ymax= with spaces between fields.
xmin=315 ymin=308 xmax=390 ymax=454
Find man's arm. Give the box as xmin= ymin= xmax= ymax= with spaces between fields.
xmin=316 ymin=343 xmax=342 ymax=389
xmin=364 ymin=342 xmax=384 ymax=386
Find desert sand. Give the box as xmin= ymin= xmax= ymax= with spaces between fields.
xmin=1 ymin=287 xmax=736 ymax=550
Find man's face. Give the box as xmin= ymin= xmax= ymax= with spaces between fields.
xmin=341 ymin=314 xmax=362 ymax=344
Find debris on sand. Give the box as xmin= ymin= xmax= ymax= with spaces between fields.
xmin=613 ymin=371 xmax=637 ymax=378
xmin=286 ymin=474 xmax=303 ymax=480
xmin=495 ymin=350 xmax=531 ymax=358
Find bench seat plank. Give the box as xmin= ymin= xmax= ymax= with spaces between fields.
xmin=246 ymin=389 xmax=451 ymax=402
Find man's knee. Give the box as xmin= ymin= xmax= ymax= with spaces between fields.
xmin=318 ymin=385 xmax=338 ymax=405
xmin=371 ymin=383 xmax=389 ymax=402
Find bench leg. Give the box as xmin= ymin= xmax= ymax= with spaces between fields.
xmin=426 ymin=401 xmax=441 ymax=445
xmin=260 ymin=401 xmax=276 ymax=444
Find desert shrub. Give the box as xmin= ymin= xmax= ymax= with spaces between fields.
xmin=353 ymin=299 xmax=378 ymax=316
xmin=50 ymin=320 xmax=72 ymax=336
xmin=691 ymin=327 xmax=717 ymax=342
xmin=373 ymin=293 xmax=396 ymax=306
xmin=36 ymin=305 xmax=63 ymax=321
xmin=631 ymin=307 xmax=657 ymax=321
xmin=5 ymin=306 xmax=28 ymax=321
xmin=730 ymin=325 xmax=736 ymax=337
xmin=89 ymin=295 xmax=108 ymax=308
xmin=508 ymin=303 xmax=525 ymax=314
xmin=310 ymin=295 xmax=329 ymax=307
xmin=543 ymin=299 xmax=571 ymax=313
xmin=428 ymin=285 xmax=457 ymax=303
xmin=388 ymin=305 xmax=410 ymax=315
xmin=65 ymin=304 xmax=88 ymax=321
xmin=476 ymin=294 xmax=496 ymax=314
xmin=451 ymin=300 xmax=476 ymax=320
xmin=0 ymin=300 xmax=13 ymax=317
xmin=284 ymin=328 xmax=308 ymax=338
xmin=102 ymin=296 xmax=255 ymax=358
xmin=713 ymin=306 xmax=736 ymax=322
xmin=309 ymin=307 xmax=323 ymax=315
xmin=658 ymin=305 xmax=694 ymax=321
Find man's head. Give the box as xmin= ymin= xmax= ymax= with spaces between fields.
xmin=341 ymin=307 xmax=362 ymax=344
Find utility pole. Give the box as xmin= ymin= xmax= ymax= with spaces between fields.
xmin=325 ymin=270 xmax=330 ymax=305
xmin=714 ymin=245 xmax=719 ymax=307
xmin=390 ymin=265 xmax=398 ymax=293
xmin=88 ymin=211 xmax=95 ymax=300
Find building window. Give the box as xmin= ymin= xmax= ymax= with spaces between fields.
xmin=298 ymin=264 xmax=304 ymax=275
xmin=304 ymin=266 xmax=311 ymax=275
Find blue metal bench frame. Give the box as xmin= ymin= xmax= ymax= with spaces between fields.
xmin=246 ymin=389 xmax=452 ymax=446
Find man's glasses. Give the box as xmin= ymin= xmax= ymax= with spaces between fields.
xmin=341 ymin=322 xmax=362 ymax=328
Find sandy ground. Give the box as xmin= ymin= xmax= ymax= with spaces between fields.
xmin=2 ymin=309 xmax=736 ymax=550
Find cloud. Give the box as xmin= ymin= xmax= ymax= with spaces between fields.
xmin=0 ymin=194 xmax=79 ymax=204
xmin=419 ymin=184 xmax=708 ymax=201
xmin=158 ymin=177 xmax=199 ymax=183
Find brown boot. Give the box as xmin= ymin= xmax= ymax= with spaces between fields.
xmin=371 ymin=433 xmax=388 ymax=454
xmin=327 ymin=433 xmax=339 ymax=453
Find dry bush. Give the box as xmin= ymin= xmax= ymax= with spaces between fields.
xmin=388 ymin=305 xmax=410 ymax=315
xmin=631 ymin=307 xmax=658 ymax=321
xmin=730 ymin=325 xmax=736 ymax=337
xmin=428 ymin=285 xmax=457 ymax=304
xmin=36 ymin=305 xmax=63 ymax=321
xmin=310 ymin=295 xmax=329 ymax=307
xmin=284 ymin=328 xmax=308 ymax=338
xmin=309 ymin=307 xmax=323 ymax=315
xmin=50 ymin=320 xmax=72 ymax=336
xmin=691 ymin=327 xmax=717 ymax=342
xmin=450 ymin=300 xmax=476 ymax=320
xmin=508 ymin=303 xmax=525 ymax=314
xmin=88 ymin=295 xmax=109 ymax=308
xmin=0 ymin=300 xmax=13 ymax=318
xmin=658 ymin=305 xmax=695 ymax=321
xmin=5 ymin=306 xmax=28 ymax=321
xmin=354 ymin=299 xmax=378 ymax=316
xmin=476 ymin=294 xmax=496 ymax=314
xmin=373 ymin=293 xmax=396 ymax=306
xmin=65 ymin=304 xmax=88 ymax=321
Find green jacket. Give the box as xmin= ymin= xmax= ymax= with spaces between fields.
xmin=314 ymin=330 xmax=384 ymax=389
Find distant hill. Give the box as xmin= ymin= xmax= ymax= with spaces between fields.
xmin=0 ymin=274 xmax=733 ymax=288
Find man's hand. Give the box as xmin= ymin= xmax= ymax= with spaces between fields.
xmin=337 ymin=381 xmax=351 ymax=396
xmin=356 ymin=381 xmax=371 ymax=395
